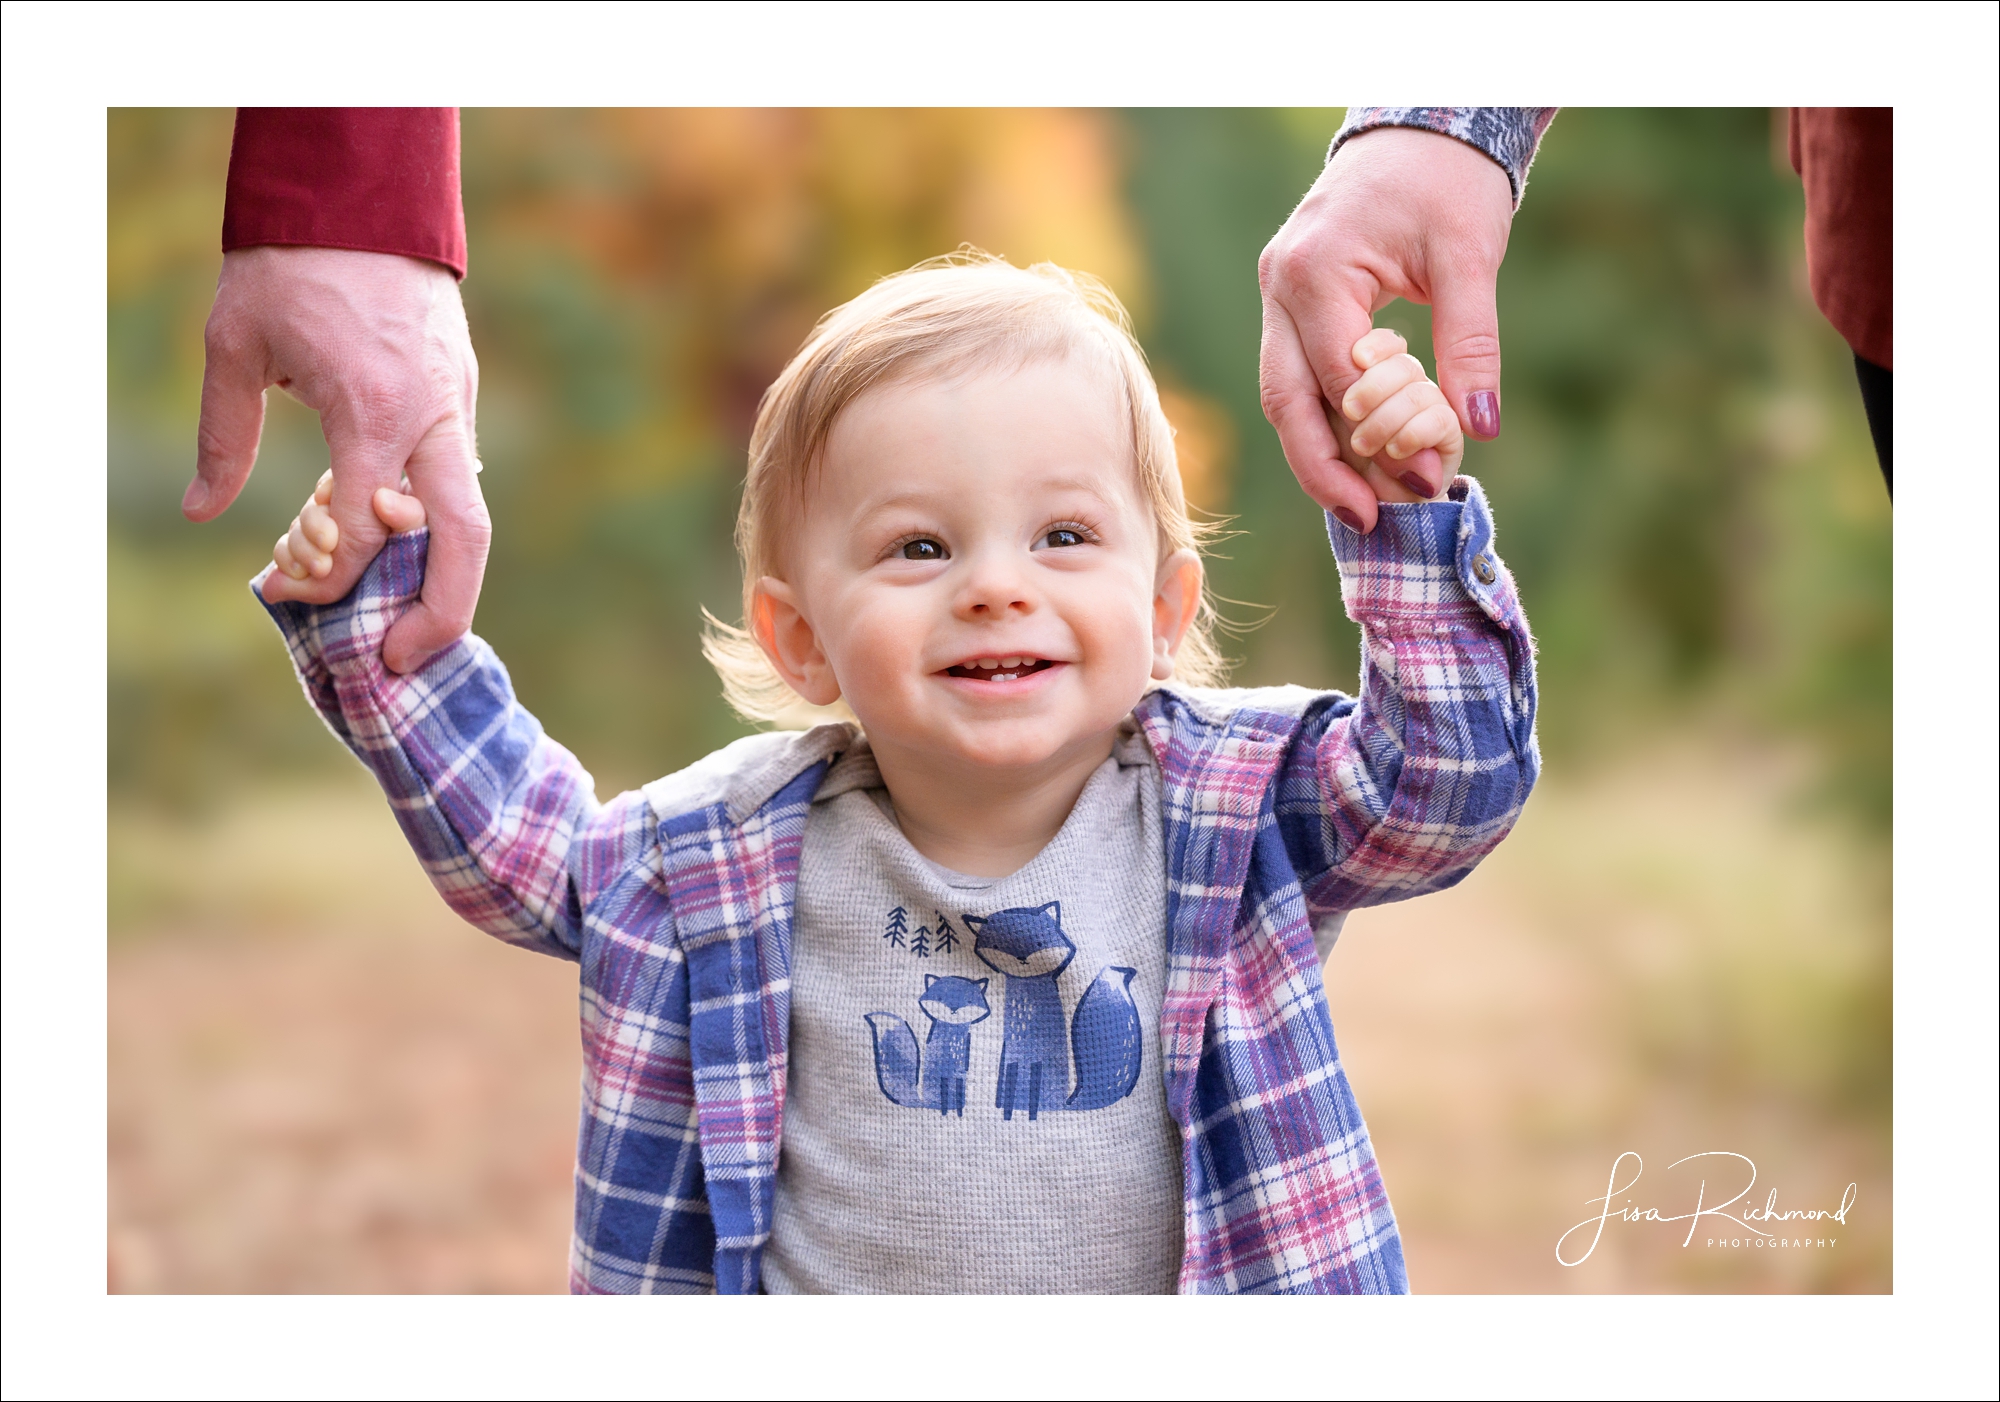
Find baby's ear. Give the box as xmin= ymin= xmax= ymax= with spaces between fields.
xmin=1152 ymin=549 xmax=1203 ymax=682
xmin=751 ymin=577 xmax=841 ymax=708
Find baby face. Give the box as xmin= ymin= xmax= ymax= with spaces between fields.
xmin=756 ymin=355 xmax=1197 ymax=776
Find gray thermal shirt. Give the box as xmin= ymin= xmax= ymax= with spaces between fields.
xmin=762 ymin=723 xmax=1184 ymax=1294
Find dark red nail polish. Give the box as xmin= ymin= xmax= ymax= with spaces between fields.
xmin=1468 ymin=391 xmax=1501 ymax=439
xmin=1333 ymin=507 xmax=1364 ymax=532
xmin=1398 ymin=471 xmax=1430 ymax=497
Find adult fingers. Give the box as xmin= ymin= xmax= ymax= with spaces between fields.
xmin=1362 ymin=447 xmax=1442 ymax=502
xmin=185 ymin=313 xmax=270 ymax=521
xmin=259 ymin=431 xmax=405 ymax=608
xmin=1430 ymin=257 xmax=1505 ymax=441
xmin=383 ymin=417 xmax=490 ymax=674
xmin=1258 ymin=298 xmax=1378 ymax=532
xmin=1285 ymin=264 xmax=1382 ymax=425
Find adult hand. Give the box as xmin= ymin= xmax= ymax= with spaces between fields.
xmin=1258 ymin=126 xmax=1515 ymax=531
xmin=186 ymin=246 xmax=487 ymax=672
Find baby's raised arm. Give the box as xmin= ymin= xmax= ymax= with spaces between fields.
xmin=1332 ymin=328 xmax=1466 ymax=510
xmin=254 ymin=509 xmax=660 ymax=964
xmin=264 ymin=471 xmax=431 ymax=601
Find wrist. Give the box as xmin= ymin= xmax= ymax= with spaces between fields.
xmin=1330 ymin=108 xmax=1555 ymax=207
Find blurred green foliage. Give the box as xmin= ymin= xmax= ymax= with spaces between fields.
xmin=108 ymin=108 xmax=1888 ymax=832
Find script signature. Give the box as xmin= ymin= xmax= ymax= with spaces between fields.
xmin=1556 ymin=1151 xmax=1858 ymax=1267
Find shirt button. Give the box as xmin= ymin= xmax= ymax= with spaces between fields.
xmin=1472 ymin=554 xmax=1497 ymax=584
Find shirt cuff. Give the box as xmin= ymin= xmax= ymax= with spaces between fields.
xmin=1326 ymin=475 xmax=1526 ymax=639
xmin=223 ymin=108 xmax=468 ymax=278
xmin=252 ymin=528 xmax=436 ymax=682
xmin=1329 ymin=107 xmax=1558 ymax=207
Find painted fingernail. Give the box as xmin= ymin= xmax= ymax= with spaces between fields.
xmin=1333 ymin=507 xmax=1364 ymax=532
xmin=1468 ymin=391 xmax=1501 ymax=439
xmin=1398 ymin=471 xmax=1431 ymax=497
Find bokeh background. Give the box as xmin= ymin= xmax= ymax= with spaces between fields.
xmin=108 ymin=108 xmax=1890 ymax=1293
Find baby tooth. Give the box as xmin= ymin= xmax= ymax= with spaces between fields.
xmin=1002 ymin=656 xmax=1022 ymax=668
xmin=979 ymin=658 xmax=999 ymax=669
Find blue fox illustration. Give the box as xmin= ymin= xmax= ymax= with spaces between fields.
xmin=864 ymin=975 xmax=991 ymax=1116
xmin=967 ymin=903 xmax=1075 ymax=1120
xmin=966 ymin=903 xmax=1143 ymax=1120
xmin=1066 ymin=965 xmax=1144 ymax=1111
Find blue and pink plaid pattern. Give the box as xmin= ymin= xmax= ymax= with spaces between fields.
xmin=257 ymin=475 xmax=1537 ymax=1294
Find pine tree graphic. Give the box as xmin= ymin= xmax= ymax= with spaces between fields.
xmin=883 ymin=906 xmax=908 ymax=949
xmin=910 ymin=926 xmax=931 ymax=959
xmin=932 ymin=913 xmax=959 ymax=956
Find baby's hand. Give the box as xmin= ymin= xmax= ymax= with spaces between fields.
xmin=264 ymin=470 xmax=430 ymax=602
xmin=1335 ymin=328 xmax=1465 ymax=504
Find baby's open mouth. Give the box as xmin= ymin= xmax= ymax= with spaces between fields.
xmin=943 ymin=656 xmax=1057 ymax=683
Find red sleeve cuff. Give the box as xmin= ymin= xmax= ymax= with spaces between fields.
xmin=222 ymin=108 xmax=467 ymax=279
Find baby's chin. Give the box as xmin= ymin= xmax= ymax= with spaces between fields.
xmin=869 ymin=705 xmax=1131 ymax=774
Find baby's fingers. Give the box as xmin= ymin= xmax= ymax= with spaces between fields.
xmin=1351 ymin=380 xmax=1447 ymax=456
xmin=1383 ymin=403 xmax=1464 ymax=478
xmin=1340 ymin=352 xmax=1429 ymax=425
xmin=272 ymin=531 xmax=307 ymax=581
xmin=1350 ymin=327 xmax=1409 ymax=371
xmin=372 ymin=485 xmax=429 ymax=534
xmin=284 ymin=510 xmax=336 ymax=578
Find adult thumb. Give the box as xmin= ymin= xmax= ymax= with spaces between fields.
xmin=1430 ymin=264 xmax=1504 ymax=441
xmin=185 ymin=344 xmax=268 ymax=520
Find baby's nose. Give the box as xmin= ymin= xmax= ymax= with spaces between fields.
xmin=953 ymin=553 xmax=1037 ymax=617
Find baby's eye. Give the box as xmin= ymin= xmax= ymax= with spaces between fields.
xmin=1041 ymin=527 xmax=1087 ymax=549
xmin=899 ymin=538 xmax=946 ymax=561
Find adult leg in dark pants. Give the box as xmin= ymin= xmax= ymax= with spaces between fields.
xmin=1853 ymin=353 xmax=1891 ymax=496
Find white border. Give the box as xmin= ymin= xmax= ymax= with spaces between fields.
xmin=6 ymin=2 xmax=1994 ymax=1398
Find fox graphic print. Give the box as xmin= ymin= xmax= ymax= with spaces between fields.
xmin=864 ymin=903 xmax=1143 ymax=1120
xmin=864 ymin=974 xmax=990 ymax=1116
xmin=765 ymin=726 xmax=1185 ymax=1292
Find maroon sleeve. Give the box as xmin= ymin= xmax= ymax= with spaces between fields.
xmin=1788 ymin=108 xmax=1891 ymax=370
xmin=222 ymin=108 xmax=466 ymax=279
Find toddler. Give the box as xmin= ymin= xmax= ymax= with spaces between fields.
xmin=257 ymin=254 xmax=1538 ymax=1294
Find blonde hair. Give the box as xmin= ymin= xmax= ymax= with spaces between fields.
xmin=703 ymin=249 xmax=1228 ymax=726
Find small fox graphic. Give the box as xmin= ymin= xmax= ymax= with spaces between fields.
xmin=864 ymin=975 xmax=991 ymax=1116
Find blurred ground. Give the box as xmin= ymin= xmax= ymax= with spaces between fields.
xmin=109 ymin=780 xmax=577 ymax=1294
xmin=108 ymin=731 xmax=1889 ymax=1294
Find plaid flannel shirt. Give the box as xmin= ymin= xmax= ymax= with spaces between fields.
xmin=257 ymin=475 xmax=1537 ymax=1295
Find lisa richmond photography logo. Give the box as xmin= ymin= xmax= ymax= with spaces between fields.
xmin=1556 ymin=1151 xmax=1858 ymax=1266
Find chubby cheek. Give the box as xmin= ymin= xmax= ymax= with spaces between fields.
xmin=820 ymin=591 xmax=935 ymax=718
xmin=1071 ymin=589 xmax=1158 ymax=708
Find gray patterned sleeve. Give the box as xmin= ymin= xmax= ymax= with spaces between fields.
xmin=1330 ymin=107 xmax=1559 ymax=206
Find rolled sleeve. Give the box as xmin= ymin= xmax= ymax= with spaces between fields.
xmin=223 ymin=107 xmax=467 ymax=277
